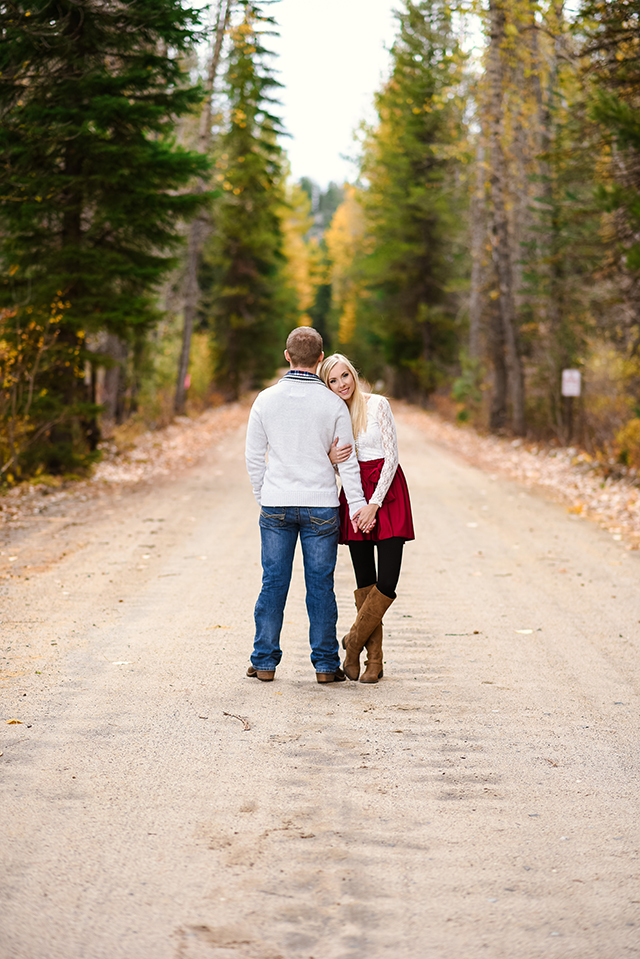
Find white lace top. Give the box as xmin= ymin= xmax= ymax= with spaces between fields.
xmin=357 ymin=394 xmax=399 ymax=507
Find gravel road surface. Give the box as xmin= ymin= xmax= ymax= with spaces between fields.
xmin=1 ymin=407 xmax=638 ymax=959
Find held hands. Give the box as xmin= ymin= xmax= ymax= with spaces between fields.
xmin=352 ymin=502 xmax=379 ymax=534
xmin=329 ymin=437 xmax=353 ymax=465
xmin=332 ymin=437 xmax=377 ymax=533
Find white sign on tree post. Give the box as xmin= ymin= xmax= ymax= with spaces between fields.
xmin=561 ymin=369 xmax=581 ymax=397
xmin=561 ymin=369 xmax=581 ymax=443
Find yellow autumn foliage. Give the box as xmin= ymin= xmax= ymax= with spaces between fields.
xmin=281 ymin=181 xmax=324 ymax=326
xmin=325 ymin=186 xmax=366 ymax=344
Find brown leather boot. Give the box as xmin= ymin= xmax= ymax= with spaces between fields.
xmin=343 ymin=587 xmax=394 ymax=681
xmin=342 ymin=585 xmax=374 ymax=680
xmin=360 ymin=622 xmax=384 ymax=683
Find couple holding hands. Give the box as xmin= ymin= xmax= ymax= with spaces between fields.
xmin=245 ymin=327 xmax=414 ymax=685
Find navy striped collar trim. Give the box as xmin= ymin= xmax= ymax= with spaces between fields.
xmin=283 ymin=370 xmax=321 ymax=381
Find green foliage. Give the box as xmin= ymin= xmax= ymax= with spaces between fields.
xmin=205 ymin=2 xmax=288 ymax=399
xmin=519 ymin=80 xmax=602 ymax=436
xmin=591 ymin=89 xmax=640 ymax=270
xmin=451 ymin=353 xmax=484 ymax=423
xmin=351 ymin=0 xmax=468 ymax=399
xmin=581 ymin=0 xmax=640 ymax=309
xmin=0 ymin=0 xmax=210 ymax=476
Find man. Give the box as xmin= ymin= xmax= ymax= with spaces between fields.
xmin=245 ymin=327 xmax=367 ymax=683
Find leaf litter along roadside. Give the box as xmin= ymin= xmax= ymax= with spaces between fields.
xmin=0 ymin=400 xmax=251 ymax=537
xmin=400 ymin=403 xmax=640 ymax=550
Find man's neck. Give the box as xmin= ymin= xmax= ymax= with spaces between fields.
xmin=288 ymin=366 xmax=319 ymax=375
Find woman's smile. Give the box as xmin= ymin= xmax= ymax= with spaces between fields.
xmin=327 ymin=362 xmax=355 ymax=402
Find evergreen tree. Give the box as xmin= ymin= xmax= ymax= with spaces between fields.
xmin=354 ymin=0 xmax=467 ymax=399
xmin=582 ymin=0 xmax=640 ymax=331
xmin=206 ymin=1 xmax=287 ymax=399
xmin=520 ymin=56 xmax=602 ymax=440
xmin=299 ymin=178 xmax=344 ymax=241
xmin=0 ymin=0 xmax=209 ymax=474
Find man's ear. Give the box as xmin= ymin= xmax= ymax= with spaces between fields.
xmin=318 ymin=351 xmax=324 ymax=364
xmin=284 ymin=349 xmax=291 ymax=364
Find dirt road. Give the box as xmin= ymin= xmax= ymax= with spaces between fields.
xmin=1 ymin=407 xmax=639 ymax=959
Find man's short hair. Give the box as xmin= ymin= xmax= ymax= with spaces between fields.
xmin=286 ymin=327 xmax=323 ymax=368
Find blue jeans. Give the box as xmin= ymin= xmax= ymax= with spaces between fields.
xmin=252 ymin=506 xmax=340 ymax=673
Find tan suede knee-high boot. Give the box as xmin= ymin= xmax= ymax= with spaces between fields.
xmin=343 ymin=586 xmax=394 ymax=681
xmin=341 ymin=585 xmax=374 ymax=681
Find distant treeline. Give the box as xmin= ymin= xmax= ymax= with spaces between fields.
xmin=2 ymin=0 xmax=640 ymax=484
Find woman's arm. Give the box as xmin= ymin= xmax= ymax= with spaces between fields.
xmin=369 ymin=397 xmax=399 ymax=507
xmin=335 ymin=405 xmax=367 ymax=517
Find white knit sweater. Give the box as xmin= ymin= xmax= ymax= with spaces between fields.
xmin=245 ymin=373 xmax=367 ymax=515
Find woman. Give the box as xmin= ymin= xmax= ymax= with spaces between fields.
xmin=319 ymin=354 xmax=414 ymax=683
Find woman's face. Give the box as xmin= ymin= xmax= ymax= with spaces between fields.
xmin=327 ymin=361 xmax=355 ymax=402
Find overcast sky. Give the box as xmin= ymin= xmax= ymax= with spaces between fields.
xmin=270 ymin=0 xmax=399 ymax=188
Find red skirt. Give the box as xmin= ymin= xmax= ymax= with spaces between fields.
xmin=339 ymin=458 xmax=415 ymax=544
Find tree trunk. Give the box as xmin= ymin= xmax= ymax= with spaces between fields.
xmin=102 ymin=334 xmax=128 ymax=425
xmin=469 ymin=141 xmax=487 ymax=361
xmin=531 ymin=6 xmax=569 ymax=439
xmin=174 ymin=0 xmax=233 ymax=415
xmin=175 ymin=220 xmax=201 ymax=415
xmin=488 ymin=292 xmax=508 ymax=430
xmin=487 ymin=0 xmax=525 ymax=435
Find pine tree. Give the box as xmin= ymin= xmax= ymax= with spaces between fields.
xmin=582 ymin=0 xmax=640 ymax=333
xmin=206 ymin=1 xmax=287 ymax=399
xmin=485 ymin=0 xmax=526 ymax=433
xmin=353 ymin=0 xmax=467 ymax=399
xmin=520 ymin=22 xmax=602 ymax=441
xmin=0 ymin=0 xmax=209 ymax=474
xmin=174 ymin=0 xmax=233 ymax=416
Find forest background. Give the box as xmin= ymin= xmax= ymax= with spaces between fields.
xmin=1 ymin=0 xmax=640 ymax=485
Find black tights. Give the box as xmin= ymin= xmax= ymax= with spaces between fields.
xmin=348 ymin=538 xmax=404 ymax=599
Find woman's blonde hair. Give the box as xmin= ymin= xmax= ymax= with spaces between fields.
xmin=319 ymin=353 xmax=368 ymax=439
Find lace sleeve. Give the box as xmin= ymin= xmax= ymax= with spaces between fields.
xmin=369 ymin=397 xmax=398 ymax=507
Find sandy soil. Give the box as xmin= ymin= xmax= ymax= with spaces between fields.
xmin=1 ymin=405 xmax=639 ymax=959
